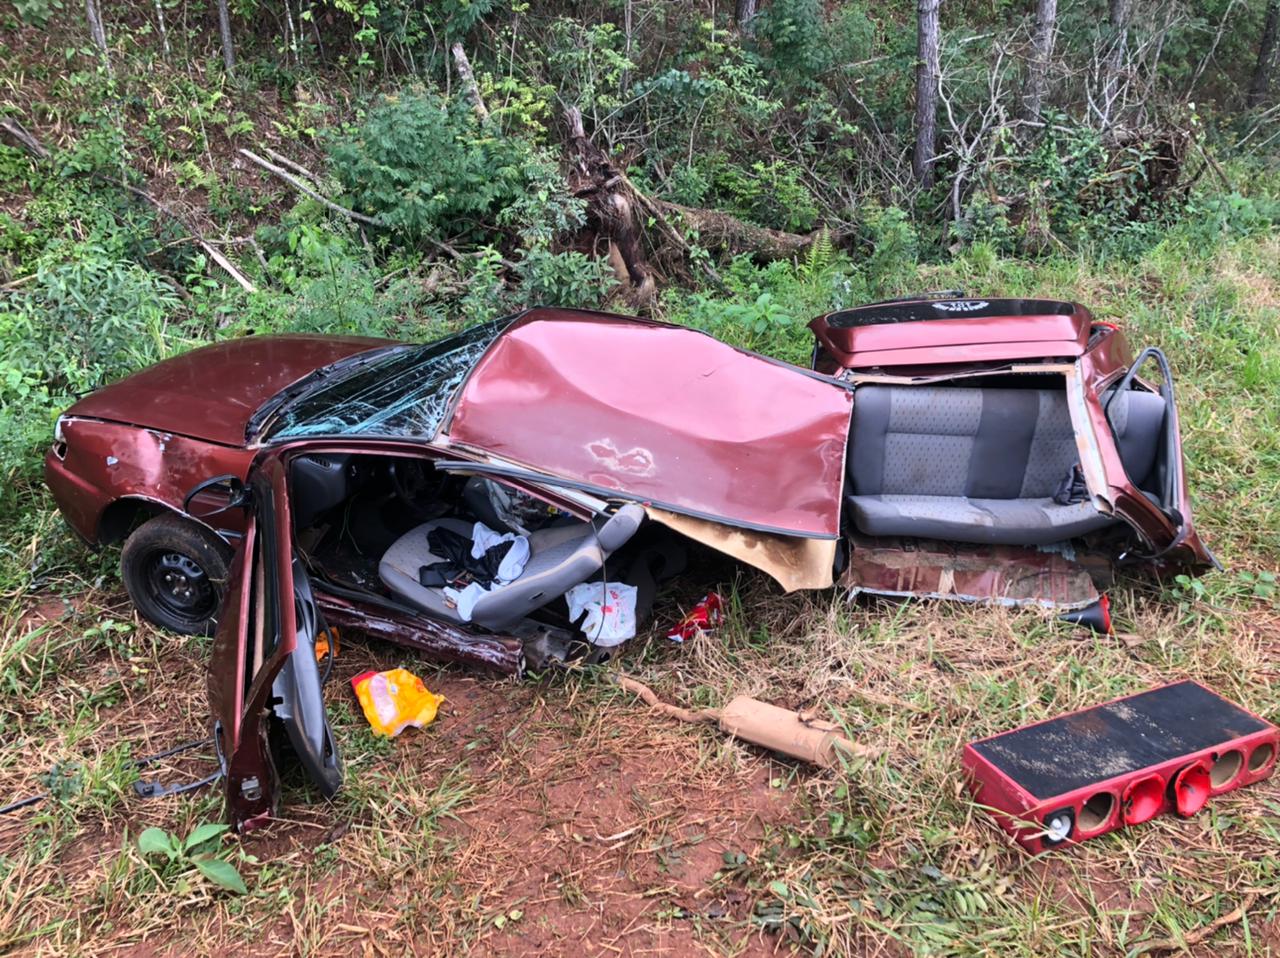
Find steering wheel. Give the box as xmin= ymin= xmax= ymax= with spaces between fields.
xmin=388 ymin=458 xmax=448 ymax=518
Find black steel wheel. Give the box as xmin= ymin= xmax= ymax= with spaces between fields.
xmin=121 ymin=513 xmax=232 ymax=635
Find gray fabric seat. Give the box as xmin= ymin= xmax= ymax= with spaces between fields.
xmin=846 ymin=385 xmax=1165 ymax=545
xmin=378 ymin=504 xmax=645 ymax=631
xmin=849 ymin=495 xmax=1115 ymax=545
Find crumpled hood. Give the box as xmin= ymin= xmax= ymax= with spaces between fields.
xmin=444 ymin=311 xmax=853 ymax=539
xmin=65 ymin=334 xmax=393 ymax=446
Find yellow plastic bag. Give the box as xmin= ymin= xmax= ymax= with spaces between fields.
xmin=350 ymin=668 xmax=445 ymax=738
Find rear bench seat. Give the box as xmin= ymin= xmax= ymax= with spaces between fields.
xmin=846 ymin=385 xmax=1165 ymax=546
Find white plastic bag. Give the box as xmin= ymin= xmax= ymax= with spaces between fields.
xmin=564 ymin=580 xmax=638 ymax=646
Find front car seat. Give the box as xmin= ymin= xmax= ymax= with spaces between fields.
xmin=379 ymin=504 xmax=645 ymax=631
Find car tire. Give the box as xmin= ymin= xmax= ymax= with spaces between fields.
xmin=121 ymin=513 xmax=233 ymax=636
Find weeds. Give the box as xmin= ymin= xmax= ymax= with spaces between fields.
xmin=136 ymin=822 xmax=247 ymax=895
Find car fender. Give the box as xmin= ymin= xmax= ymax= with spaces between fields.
xmin=45 ymin=416 xmax=254 ymax=545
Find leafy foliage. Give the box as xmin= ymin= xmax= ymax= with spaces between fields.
xmin=325 ymin=86 xmax=583 ymax=248
xmin=136 ymin=822 xmax=248 ymax=895
xmin=1 ymin=241 xmax=182 ymax=477
xmin=666 ymin=154 xmax=820 ymax=233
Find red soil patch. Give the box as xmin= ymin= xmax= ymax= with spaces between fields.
xmin=441 ymin=685 xmax=795 ymax=956
xmin=241 ymin=665 xmax=800 ymax=956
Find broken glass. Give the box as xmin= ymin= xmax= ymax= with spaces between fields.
xmin=264 ymin=321 xmax=507 ymax=441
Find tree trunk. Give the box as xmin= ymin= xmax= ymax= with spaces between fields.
xmin=1100 ymin=0 xmax=1132 ymax=116
xmin=217 ymin=0 xmax=236 ymax=77
xmin=654 ymin=201 xmax=818 ymax=260
xmin=152 ymin=0 xmax=170 ymax=57
xmin=1248 ymin=0 xmax=1280 ymax=107
xmin=912 ymin=0 xmax=942 ymax=188
xmin=84 ymin=0 xmax=111 ymax=71
xmin=1020 ymin=0 xmax=1057 ymax=120
xmin=736 ymin=0 xmax=758 ymax=36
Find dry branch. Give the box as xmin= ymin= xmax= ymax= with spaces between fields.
xmin=1133 ymin=892 xmax=1259 ymax=954
xmin=615 ymin=676 xmax=720 ymax=725
xmin=0 ymin=118 xmax=50 ymax=160
xmin=239 ymin=147 xmax=380 ymax=226
xmin=117 ymin=182 xmax=257 ymax=293
xmin=451 ymin=43 xmax=490 ymax=123
xmin=262 ymin=147 xmax=322 ymax=184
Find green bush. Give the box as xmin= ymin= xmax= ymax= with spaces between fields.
xmin=662 ymin=154 xmax=820 ymax=233
xmin=516 ymin=248 xmax=618 ymax=308
xmin=1 ymin=246 xmax=182 ymax=477
xmin=325 ymin=85 xmax=583 ymax=249
xmin=665 ymin=232 xmax=857 ymax=363
xmin=243 ymin=222 xmax=425 ymax=337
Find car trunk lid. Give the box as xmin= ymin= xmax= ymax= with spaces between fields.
xmin=810 ymin=298 xmax=1094 ymax=369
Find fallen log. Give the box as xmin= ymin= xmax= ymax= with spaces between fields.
xmin=654 ymin=200 xmax=821 ymax=261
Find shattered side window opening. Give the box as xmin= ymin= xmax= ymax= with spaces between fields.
xmin=264 ymin=322 xmax=505 ymax=441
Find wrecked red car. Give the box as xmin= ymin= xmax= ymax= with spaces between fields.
xmin=44 ymin=300 xmax=1214 ymax=826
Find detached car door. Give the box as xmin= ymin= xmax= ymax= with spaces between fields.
xmin=207 ymin=453 xmax=343 ymax=831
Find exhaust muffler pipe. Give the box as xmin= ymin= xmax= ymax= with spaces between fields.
xmin=615 ymin=675 xmax=879 ymax=767
xmin=719 ymin=695 xmax=865 ymax=767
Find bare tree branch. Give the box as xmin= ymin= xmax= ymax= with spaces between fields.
xmin=239 ymin=148 xmax=380 ymax=225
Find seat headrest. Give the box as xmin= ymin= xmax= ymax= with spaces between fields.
xmin=596 ymin=503 xmax=646 ymax=552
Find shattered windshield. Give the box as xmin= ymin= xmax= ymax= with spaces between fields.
xmin=263 ymin=320 xmax=508 ymax=441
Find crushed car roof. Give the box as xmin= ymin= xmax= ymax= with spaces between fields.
xmin=444 ymin=309 xmax=854 ymax=539
xmin=261 ymin=321 xmax=507 ymax=442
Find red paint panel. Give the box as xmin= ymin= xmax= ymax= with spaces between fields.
xmin=64 ymin=334 xmax=391 ymax=446
xmin=1077 ymin=339 xmax=1216 ymax=569
xmin=447 ymin=313 xmax=853 ymax=538
xmin=840 ymin=339 xmax=1086 ymax=368
xmin=811 ymin=307 xmax=1091 ymax=368
xmin=44 ymin=418 xmax=253 ymax=543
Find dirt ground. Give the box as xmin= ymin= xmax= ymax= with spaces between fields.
xmin=260 ymin=666 xmax=799 ymax=957
xmin=0 ymin=595 xmax=809 ymax=956
xmin=3 ymin=579 xmax=1280 ymax=957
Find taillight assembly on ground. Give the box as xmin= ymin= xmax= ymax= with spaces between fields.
xmin=963 ymin=680 xmax=1278 ymax=853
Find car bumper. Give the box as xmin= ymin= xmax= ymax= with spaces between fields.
xmin=44 ymin=445 xmax=107 ymax=544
